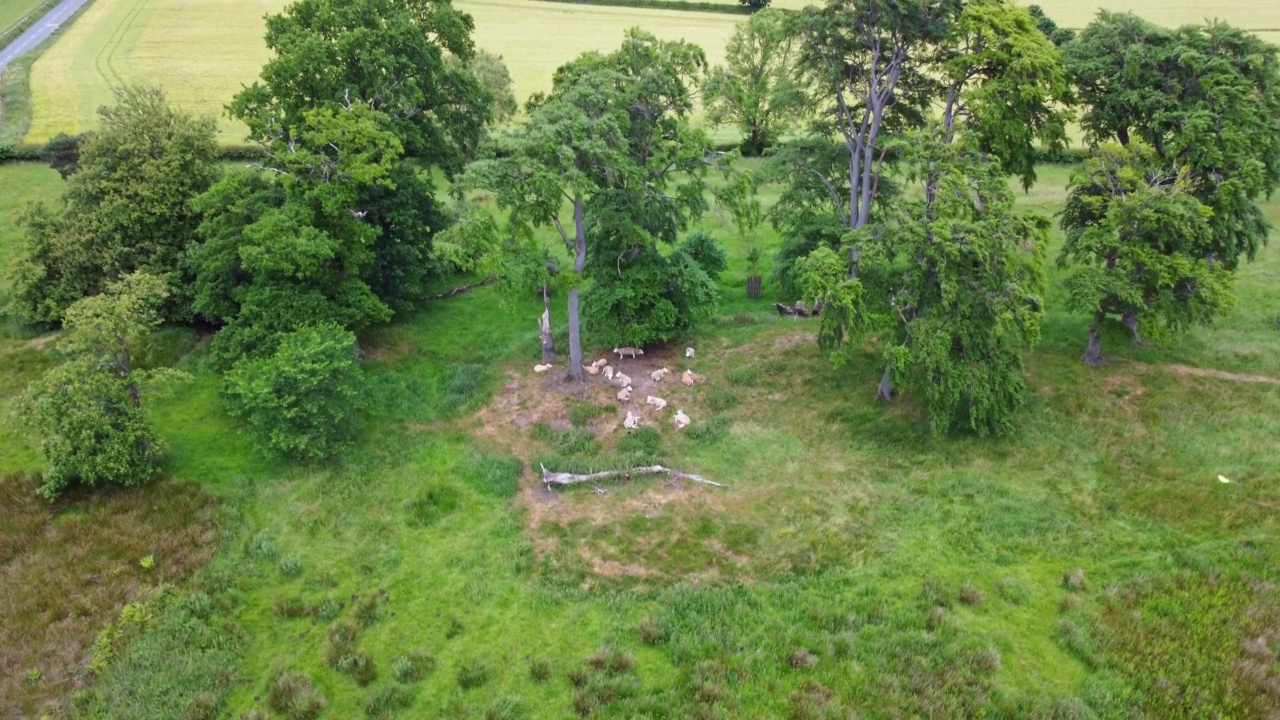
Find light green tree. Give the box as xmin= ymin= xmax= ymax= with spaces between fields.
xmin=18 ymin=272 xmax=180 ymax=499
xmin=704 ymin=9 xmax=806 ymax=156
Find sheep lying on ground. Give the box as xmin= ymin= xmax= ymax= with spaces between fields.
xmin=681 ymin=370 xmax=694 ymax=386
xmin=650 ymin=367 xmax=670 ymax=382
xmin=623 ymin=411 xmax=641 ymax=429
xmin=614 ymin=372 xmax=631 ymax=387
xmin=645 ymin=395 xmax=667 ymax=411
xmin=584 ymin=364 xmax=600 ymax=376
xmin=591 ymin=358 xmax=608 ymax=368
xmin=534 ymin=364 xmax=553 ymax=373
xmin=603 ymin=365 xmax=615 ymax=380
xmin=673 ymin=409 xmax=690 ymax=429
xmin=617 ymin=386 xmax=632 ymax=402
xmin=685 ymin=347 xmax=695 ymax=358
xmin=614 ymin=346 xmax=644 ymax=359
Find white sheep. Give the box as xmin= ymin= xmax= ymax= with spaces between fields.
xmin=603 ymin=365 xmax=615 ymax=380
xmin=616 ymin=386 xmax=632 ymax=402
xmin=645 ymin=395 xmax=668 ymax=411
xmin=614 ymin=372 xmax=631 ymax=387
xmin=613 ymin=346 xmax=644 ymax=359
xmin=583 ymin=364 xmax=601 ymax=376
xmin=623 ymin=411 xmax=641 ymax=429
xmin=592 ymin=358 xmax=609 ymax=368
xmin=685 ymin=347 xmax=695 ymax=358
xmin=650 ymin=367 xmax=670 ymax=382
xmin=681 ymin=369 xmax=694 ymax=386
xmin=673 ymin=409 xmax=691 ymax=429
xmin=534 ymin=363 xmax=553 ymax=373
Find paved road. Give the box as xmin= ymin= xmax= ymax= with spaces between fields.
xmin=0 ymin=0 xmax=92 ymax=73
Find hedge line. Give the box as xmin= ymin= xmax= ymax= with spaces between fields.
xmin=529 ymin=0 xmax=752 ymax=15
xmin=0 ymin=142 xmax=264 ymax=163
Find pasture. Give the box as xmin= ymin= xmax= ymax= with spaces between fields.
xmin=0 ymin=0 xmax=48 ymax=36
xmin=19 ymin=0 xmax=1280 ymax=143
xmin=1 ymin=158 xmax=1279 ymax=717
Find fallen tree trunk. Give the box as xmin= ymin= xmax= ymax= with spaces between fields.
xmin=426 ymin=274 xmax=496 ymax=300
xmin=539 ymin=464 xmax=728 ymax=489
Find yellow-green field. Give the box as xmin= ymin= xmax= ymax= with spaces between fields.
xmin=21 ymin=0 xmax=1280 ymax=143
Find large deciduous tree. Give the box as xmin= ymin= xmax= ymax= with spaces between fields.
xmin=1062 ymin=14 xmax=1280 ymax=358
xmin=1059 ymin=143 xmax=1232 ymax=364
xmin=19 ymin=273 xmax=180 ymax=499
xmin=784 ymin=0 xmax=1066 ymax=432
xmin=704 ymin=9 xmax=806 ymax=156
xmin=461 ymin=30 xmax=721 ymax=381
xmin=229 ymin=0 xmax=491 ymax=171
xmin=9 ymin=86 xmax=219 ymax=324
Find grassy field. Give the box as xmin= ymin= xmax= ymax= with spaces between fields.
xmin=21 ymin=0 xmax=1280 ymax=143
xmin=0 ymin=0 xmax=48 ymax=36
xmin=2 ymin=159 xmax=1279 ymax=718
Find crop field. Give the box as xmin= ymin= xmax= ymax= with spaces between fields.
xmin=1 ymin=158 xmax=1280 ymax=717
xmin=21 ymin=0 xmax=1280 ymax=143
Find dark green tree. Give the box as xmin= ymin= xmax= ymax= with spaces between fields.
xmin=223 ymin=323 xmax=368 ymax=461
xmin=18 ymin=273 xmax=181 ymax=499
xmin=1026 ymin=5 xmax=1075 ymax=46
xmin=40 ymin=132 xmax=84 ymax=178
xmin=9 ymin=86 xmax=219 ymax=324
xmin=704 ymin=9 xmax=806 ymax=156
xmin=1059 ymin=143 xmax=1233 ymax=364
xmin=461 ymin=30 xmax=720 ymax=381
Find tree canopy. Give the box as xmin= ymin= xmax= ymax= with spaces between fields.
xmin=9 ymin=86 xmax=219 ymax=324
xmin=704 ymin=9 xmax=806 ymax=156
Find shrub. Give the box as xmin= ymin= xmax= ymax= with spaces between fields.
xmin=1063 ymin=568 xmax=1087 ymax=592
xmin=638 ymin=616 xmax=667 ymax=646
xmin=267 ymin=672 xmax=326 ymax=720
xmin=391 ymin=651 xmax=435 ymax=683
xmin=584 ymin=246 xmax=717 ymax=348
xmin=278 ymin=555 xmax=303 ymax=578
xmin=958 ymin=582 xmax=985 ymax=606
xmin=324 ymin=621 xmax=358 ymax=668
xmin=354 ymin=591 xmax=387 ymax=626
xmin=273 ymin=596 xmax=313 ymax=619
xmin=404 ymin=483 xmax=460 ymax=527
xmin=363 ymin=683 xmax=415 ymax=718
xmin=336 ymin=650 xmax=378 ymax=686
xmin=679 ymin=230 xmax=729 ymax=279
xmin=587 ymin=645 xmax=634 ymax=675
xmin=456 ymin=658 xmax=491 ymax=689
xmin=996 ymin=577 xmax=1031 ymax=605
xmin=786 ymin=648 xmax=817 ymax=669
xmin=223 ymin=324 xmax=368 ymax=461
xmin=483 ymin=696 xmax=527 ymax=720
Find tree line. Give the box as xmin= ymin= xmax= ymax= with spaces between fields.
xmin=6 ymin=0 xmax=1278 ymax=497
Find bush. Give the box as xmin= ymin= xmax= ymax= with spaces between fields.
xmin=223 ymin=324 xmax=368 ymax=461
xmin=529 ymin=658 xmax=553 ymax=682
xmin=391 ymin=651 xmax=435 ymax=683
xmin=679 ymin=230 xmax=729 ymax=279
xmin=456 ymin=658 xmax=491 ymax=689
xmin=363 ymin=683 xmax=415 ymax=718
xmin=584 ymin=246 xmax=717 ymax=348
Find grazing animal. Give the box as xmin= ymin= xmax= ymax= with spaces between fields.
xmin=617 ymin=386 xmax=632 ymax=402
xmin=685 ymin=347 xmax=695 ymax=358
xmin=614 ymin=372 xmax=631 ymax=387
xmin=533 ymin=364 xmax=553 ymax=373
xmin=673 ymin=409 xmax=690 ymax=429
xmin=583 ymin=364 xmax=601 ymax=376
xmin=623 ymin=411 xmax=641 ymax=429
xmin=592 ymin=358 xmax=609 ymax=368
xmin=645 ymin=395 xmax=668 ymax=411
xmin=681 ymin=370 xmax=694 ymax=386
xmin=603 ymin=365 xmax=615 ymax=380
xmin=613 ymin=346 xmax=644 ymax=359
xmin=650 ymin=367 xmax=670 ymax=382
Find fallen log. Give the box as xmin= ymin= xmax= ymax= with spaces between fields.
xmin=425 ymin=274 xmax=496 ymax=300
xmin=539 ymin=464 xmax=728 ymax=489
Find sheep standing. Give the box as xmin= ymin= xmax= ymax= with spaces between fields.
xmin=673 ymin=409 xmax=690 ymax=429
xmin=613 ymin=346 xmax=644 ymax=359
xmin=645 ymin=395 xmax=668 ymax=411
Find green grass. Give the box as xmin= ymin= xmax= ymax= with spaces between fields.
xmin=3 ymin=159 xmax=1280 ymax=716
xmin=0 ymin=0 xmax=50 ymax=37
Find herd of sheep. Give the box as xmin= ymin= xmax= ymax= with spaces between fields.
xmin=534 ymin=346 xmax=697 ymax=431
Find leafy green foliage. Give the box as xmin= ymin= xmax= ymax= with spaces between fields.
xmin=1058 ymin=142 xmax=1233 ymax=362
xmin=18 ymin=273 xmax=177 ymax=499
xmin=39 ymin=131 xmax=83 ymax=179
xmin=704 ymin=9 xmax=803 ymax=155
xmin=678 ymin=230 xmax=729 ymax=279
xmin=222 ymin=324 xmax=368 ymax=461
xmin=229 ymin=0 xmax=491 ymax=171
xmin=451 ymin=50 xmax=519 ymax=125
xmin=9 ymin=85 xmax=219 ymax=323
xmin=584 ymin=245 xmax=717 ymax=347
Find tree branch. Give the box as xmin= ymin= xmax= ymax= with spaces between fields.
xmin=540 ymin=464 xmax=728 ymax=489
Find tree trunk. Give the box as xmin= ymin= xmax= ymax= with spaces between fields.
xmin=875 ymin=367 xmax=893 ymax=403
xmin=566 ymin=195 xmax=587 ymax=383
xmin=539 ymin=286 xmax=556 ymax=362
xmin=1121 ymin=309 xmax=1140 ymax=344
xmin=1082 ymin=312 xmax=1105 ymax=365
